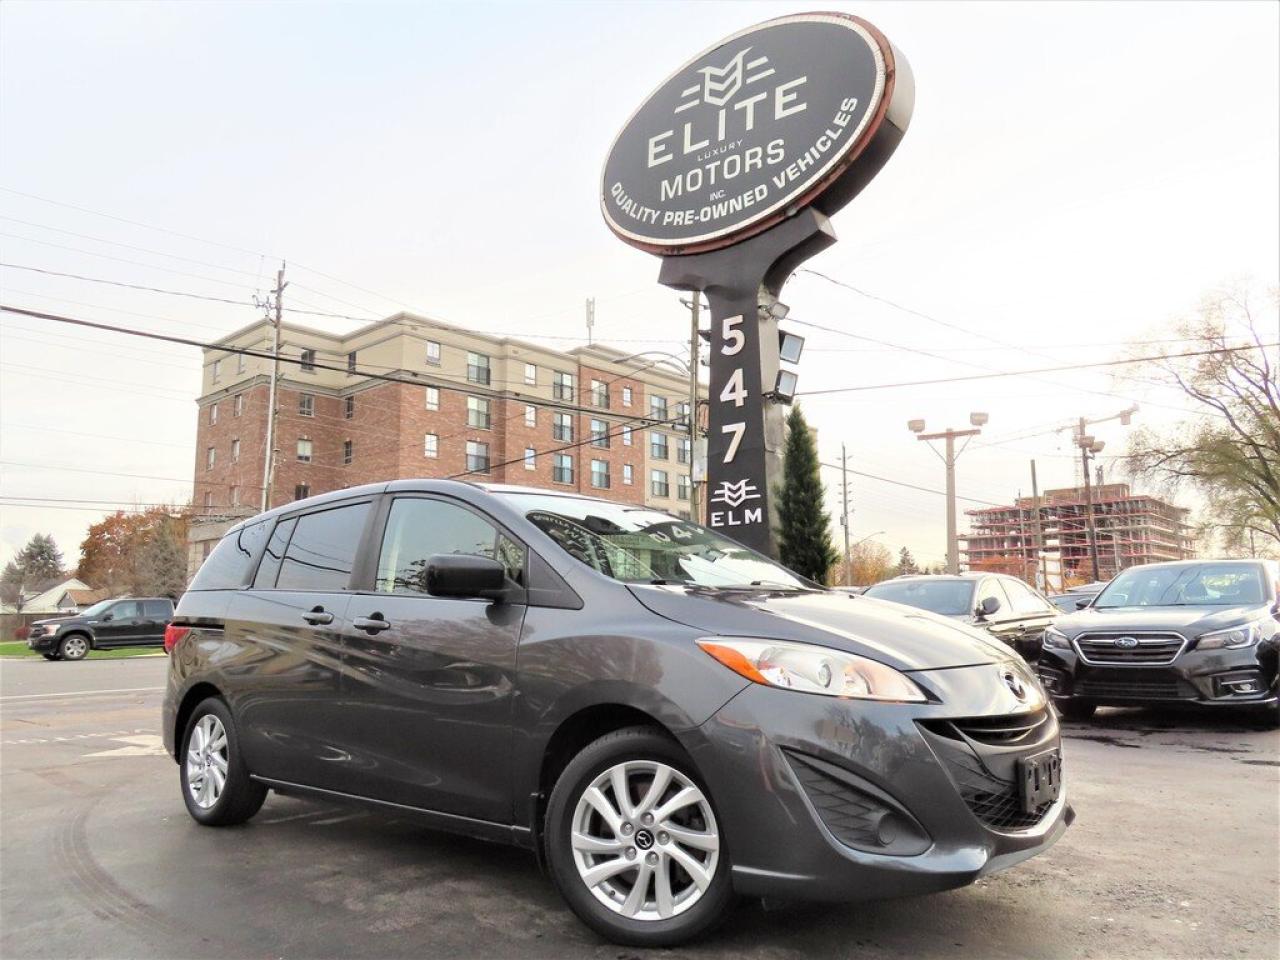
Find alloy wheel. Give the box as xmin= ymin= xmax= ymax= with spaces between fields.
xmin=570 ymin=760 xmax=719 ymax=921
xmin=186 ymin=714 xmax=229 ymax=809
xmin=62 ymin=636 xmax=88 ymax=659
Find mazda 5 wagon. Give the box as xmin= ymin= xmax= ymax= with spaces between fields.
xmin=163 ymin=481 xmax=1073 ymax=946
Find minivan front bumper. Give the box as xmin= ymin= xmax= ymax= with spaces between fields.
xmin=686 ymin=662 xmax=1073 ymax=902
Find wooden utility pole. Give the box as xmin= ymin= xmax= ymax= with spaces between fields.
xmin=1030 ymin=459 xmax=1049 ymax=591
xmin=1077 ymin=416 xmax=1102 ymax=582
xmin=260 ymin=263 xmax=286 ymax=512
xmin=915 ymin=425 xmax=983 ymax=575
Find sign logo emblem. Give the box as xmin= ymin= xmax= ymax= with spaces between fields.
xmin=1114 ymin=636 xmax=1139 ymax=649
xmin=1003 ymin=670 xmax=1028 ymax=701
xmin=710 ymin=479 xmax=761 ymax=509
xmin=677 ymin=48 xmax=771 ymax=110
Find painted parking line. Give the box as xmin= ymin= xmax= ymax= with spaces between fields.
xmin=0 ymin=686 xmax=164 ymax=702
xmin=0 ymin=727 xmax=153 ymax=746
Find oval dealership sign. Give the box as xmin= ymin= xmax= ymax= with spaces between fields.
xmin=601 ymin=12 xmax=913 ymax=255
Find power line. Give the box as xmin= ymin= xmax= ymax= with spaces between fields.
xmin=796 ymin=342 xmax=1277 ymax=396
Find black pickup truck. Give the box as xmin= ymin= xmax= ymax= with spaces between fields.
xmin=27 ymin=597 xmax=175 ymax=661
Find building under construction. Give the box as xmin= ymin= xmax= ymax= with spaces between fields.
xmin=961 ymin=483 xmax=1195 ymax=588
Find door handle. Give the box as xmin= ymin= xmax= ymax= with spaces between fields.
xmin=353 ymin=615 xmax=391 ymax=634
xmin=302 ymin=607 xmax=334 ymax=625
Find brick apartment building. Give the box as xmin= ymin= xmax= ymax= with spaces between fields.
xmin=189 ymin=312 xmax=706 ymax=569
xmin=961 ymin=482 xmax=1195 ymax=587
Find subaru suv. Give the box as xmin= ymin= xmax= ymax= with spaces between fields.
xmin=1038 ymin=559 xmax=1280 ymax=722
xmin=163 ymin=481 xmax=1072 ymax=946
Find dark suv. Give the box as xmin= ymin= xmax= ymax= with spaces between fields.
xmin=28 ymin=596 xmax=174 ymax=660
xmin=863 ymin=573 xmax=1059 ymax=660
xmin=163 ymin=481 xmax=1071 ymax=947
xmin=1038 ymin=559 xmax=1280 ymax=721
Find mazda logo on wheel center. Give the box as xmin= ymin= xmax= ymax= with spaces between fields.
xmin=634 ymin=829 xmax=655 ymax=850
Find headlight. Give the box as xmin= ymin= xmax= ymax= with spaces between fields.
xmin=1197 ymin=620 xmax=1266 ymax=651
xmin=696 ymin=638 xmax=928 ymax=702
xmin=1043 ymin=626 xmax=1071 ymax=649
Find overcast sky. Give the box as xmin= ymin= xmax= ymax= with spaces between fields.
xmin=1 ymin=0 xmax=1277 ymax=573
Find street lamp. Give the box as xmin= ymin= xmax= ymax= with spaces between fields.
xmin=1076 ymin=434 xmax=1107 ymax=581
xmin=910 ymin=412 xmax=988 ymax=575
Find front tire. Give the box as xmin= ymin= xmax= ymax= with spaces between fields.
xmin=180 ymin=697 xmax=266 ymax=826
xmin=58 ymin=634 xmax=90 ymax=661
xmin=544 ymin=727 xmax=734 ymax=947
xmin=1057 ymin=699 xmax=1097 ymax=721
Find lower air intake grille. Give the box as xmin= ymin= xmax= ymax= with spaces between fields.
xmin=942 ymin=749 xmax=1055 ymax=831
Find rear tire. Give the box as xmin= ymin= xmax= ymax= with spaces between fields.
xmin=544 ymin=726 xmax=734 ymax=947
xmin=58 ymin=634 xmax=90 ymax=661
xmin=180 ymin=697 xmax=266 ymax=826
xmin=1057 ymin=699 xmax=1097 ymax=721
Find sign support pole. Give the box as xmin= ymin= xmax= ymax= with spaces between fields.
xmin=658 ymin=208 xmax=836 ymax=557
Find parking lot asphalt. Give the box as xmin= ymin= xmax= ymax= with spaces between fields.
xmin=1 ymin=655 xmax=1277 ymax=960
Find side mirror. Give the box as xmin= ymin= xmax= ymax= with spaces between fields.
xmin=977 ymin=596 xmax=1001 ymax=618
xmin=426 ymin=554 xmax=508 ymax=601
xmin=1075 ymin=598 xmax=1091 ymax=610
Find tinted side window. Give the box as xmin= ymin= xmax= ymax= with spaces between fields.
xmin=189 ymin=520 xmax=271 ymax=591
xmin=142 ymin=600 xmax=172 ymax=618
xmin=1003 ymin=578 xmax=1051 ymax=615
xmin=375 ymin=498 xmax=524 ymax=595
xmin=254 ymin=517 xmax=296 ymax=588
xmin=276 ymin=503 xmax=371 ymax=592
xmin=112 ymin=600 xmax=142 ymax=619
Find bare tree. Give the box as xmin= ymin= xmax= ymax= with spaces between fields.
xmin=1125 ymin=285 xmax=1279 ymax=553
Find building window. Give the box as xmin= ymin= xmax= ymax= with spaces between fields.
xmin=425 ymin=340 xmax=441 ymax=365
xmin=590 ymin=418 xmax=610 ymax=448
xmin=466 ymin=440 xmax=490 ymax=474
xmin=294 ymin=483 xmax=310 ymax=500
xmin=212 ymin=358 xmax=222 ymax=382
xmin=553 ymin=412 xmax=574 ymax=442
xmin=230 ymin=485 xmax=239 ymax=507
xmin=204 ymin=491 xmax=213 ymax=510
xmin=299 ymin=393 xmax=315 ymax=417
xmin=467 ymin=351 xmax=491 ymax=385
xmin=623 ymin=464 xmax=634 ymax=485
xmin=523 ymin=404 xmax=536 ymax=427
xmin=677 ymin=436 xmax=691 ymax=465
xmin=424 ymin=433 xmax=438 ymax=458
xmin=300 ymin=348 xmax=316 ymax=372
xmin=237 ymin=352 xmax=246 ymax=374
xmin=650 ymin=395 xmax=668 ymax=420
xmin=622 ymin=425 xmax=633 ymax=446
xmin=651 ymin=469 xmax=669 ymax=498
xmin=231 ymin=438 xmax=240 ymax=463
xmin=297 ymin=438 xmax=313 ymax=463
xmin=590 ymin=459 xmax=610 ymax=489
xmin=553 ymin=371 xmax=575 ymax=401
xmin=677 ymin=401 xmax=691 ymax=431
xmin=650 ymin=431 xmax=669 ymax=460
xmin=622 ymin=385 xmax=633 ymax=407
xmin=677 ymin=474 xmax=691 ymax=501
xmin=591 ymin=379 xmax=609 ymax=408
xmin=467 ymin=396 xmax=491 ymax=429
xmin=553 ymin=453 xmax=574 ymax=485
xmin=205 ymin=446 xmax=215 ymax=470
xmin=425 ymin=386 xmax=439 ymax=411
xmin=234 ymin=393 xmax=244 ymax=417
xmin=343 ymin=439 xmax=353 ymax=465
xmin=209 ymin=403 xmax=219 ymax=425
xmin=344 ymin=395 xmax=355 ymax=419
xmin=524 ymin=362 xmax=537 ymax=385
xmin=347 ymin=351 xmax=357 ymax=373
xmin=524 ymin=447 xmax=536 ymax=471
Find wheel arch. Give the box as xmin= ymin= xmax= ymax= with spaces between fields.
xmin=58 ymin=629 xmax=94 ymax=649
xmin=173 ymin=681 xmax=224 ymax=760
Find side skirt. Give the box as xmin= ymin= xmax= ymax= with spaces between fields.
xmin=251 ymin=775 xmax=536 ymax=849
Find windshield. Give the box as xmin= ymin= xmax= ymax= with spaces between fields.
xmin=862 ymin=579 xmax=975 ymax=616
xmin=1094 ymin=563 xmax=1266 ymax=608
xmin=500 ymin=492 xmax=808 ymax=589
xmin=78 ymin=599 xmax=116 ymax=618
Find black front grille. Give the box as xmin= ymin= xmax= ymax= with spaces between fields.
xmin=948 ymin=709 xmax=1052 ymax=746
xmin=938 ymin=748 xmax=1055 ymax=831
xmin=1075 ymin=676 xmax=1190 ymax=700
xmin=1074 ymin=633 xmax=1184 ymax=665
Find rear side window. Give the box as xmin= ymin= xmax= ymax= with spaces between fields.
xmin=112 ymin=600 xmax=142 ymax=619
xmin=189 ymin=520 xmax=270 ymax=591
xmin=142 ymin=600 xmax=172 ymax=618
xmin=375 ymin=498 xmax=524 ymax=595
xmin=254 ymin=517 xmax=296 ymax=588
xmin=276 ymin=502 xmax=371 ymax=592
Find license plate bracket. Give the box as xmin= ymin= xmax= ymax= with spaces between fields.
xmin=1018 ymin=749 xmax=1062 ymax=813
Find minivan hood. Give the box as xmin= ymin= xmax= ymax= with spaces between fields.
xmin=1055 ymin=604 xmax=1267 ymax=638
xmin=627 ymin=586 xmax=1009 ymax=671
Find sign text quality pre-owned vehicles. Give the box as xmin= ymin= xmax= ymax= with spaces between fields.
xmin=601 ymin=15 xmax=886 ymax=253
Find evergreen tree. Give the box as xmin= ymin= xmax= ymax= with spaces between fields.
xmin=10 ymin=534 xmax=64 ymax=584
xmin=774 ymin=405 xmax=838 ymax=583
xmin=895 ymin=546 xmax=919 ymax=577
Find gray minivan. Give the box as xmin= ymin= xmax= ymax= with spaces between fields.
xmin=163 ymin=481 xmax=1072 ymax=946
